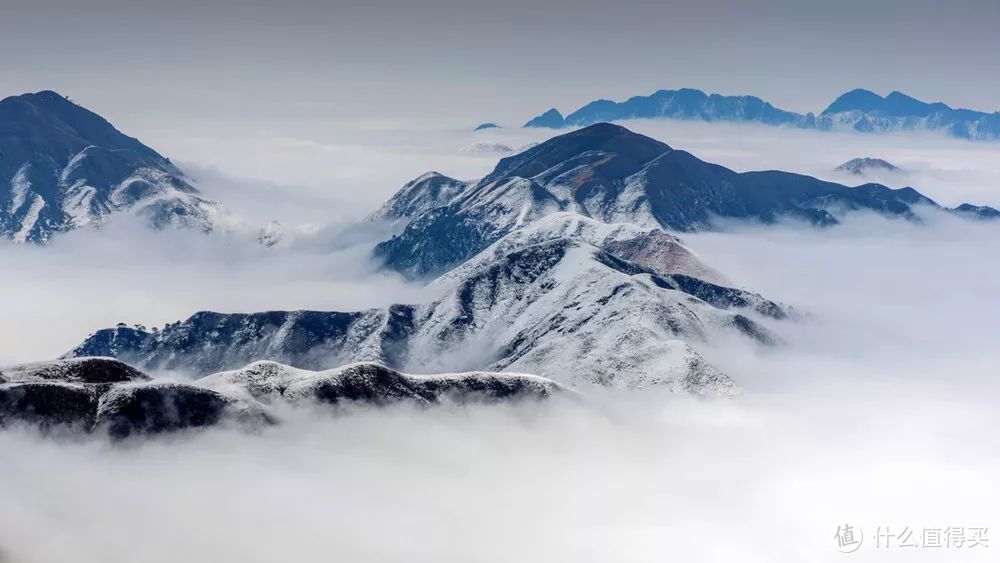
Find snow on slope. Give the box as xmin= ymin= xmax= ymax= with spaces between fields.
xmin=369 ymin=171 xmax=469 ymax=223
xmin=68 ymin=217 xmax=782 ymax=392
xmin=442 ymin=212 xmax=728 ymax=284
xmin=373 ymin=123 xmax=990 ymax=279
xmin=0 ymin=92 xmax=223 ymax=243
xmin=1 ymin=357 xmax=562 ymax=437
xmin=199 ymin=360 xmax=563 ymax=406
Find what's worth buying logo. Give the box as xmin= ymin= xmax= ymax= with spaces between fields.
xmin=835 ymin=524 xmax=989 ymax=553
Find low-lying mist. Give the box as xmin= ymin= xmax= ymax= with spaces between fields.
xmin=2 ymin=119 xmax=999 ymax=562
xmin=151 ymin=117 xmax=1000 ymax=217
xmin=1 ymin=385 xmax=996 ymax=563
xmin=0 ymin=217 xmax=429 ymax=364
xmin=3 ymin=211 xmax=998 ymax=562
xmin=683 ymin=210 xmax=1000 ymax=394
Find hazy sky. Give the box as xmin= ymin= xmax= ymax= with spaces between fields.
xmin=2 ymin=0 xmax=999 ymax=134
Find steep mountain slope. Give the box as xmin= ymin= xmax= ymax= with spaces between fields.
xmin=523 ymin=87 xmax=1000 ymax=141
xmin=67 ymin=217 xmax=782 ymax=392
xmin=369 ymin=171 xmax=469 ymax=223
xmin=1 ymin=358 xmax=559 ymax=437
xmin=0 ymin=90 xmax=220 ymax=242
xmin=374 ymin=123 xmax=990 ymax=278
xmin=447 ymin=213 xmax=729 ymax=284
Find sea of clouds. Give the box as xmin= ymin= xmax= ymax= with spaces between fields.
xmin=1 ymin=119 xmax=999 ymax=562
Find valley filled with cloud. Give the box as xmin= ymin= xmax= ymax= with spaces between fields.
xmin=2 ymin=113 xmax=999 ymax=561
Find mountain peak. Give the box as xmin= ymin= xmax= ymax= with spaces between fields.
xmin=1 ymin=89 xmax=69 ymax=105
xmin=821 ymin=88 xmax=885 ymax=115
xmin=523 ymin=108 xmax=565 ymax=128
xmin=0 ymin=89 xmax=160 ymax=159
xmin=835 ymin=157 xmax=900 ymax=176
xmin=880 ymin=90 xmax=942 ymax=117
xmin=481 ymin=122 xmax=671 ymax=187
xmin=544 ymin=121 xmax=670 ymax=149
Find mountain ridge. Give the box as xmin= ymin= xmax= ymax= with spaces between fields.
xmin=523 ymin=87 xmax=1000 ymax=141
xmin=1 ymin=357 xmax=562 ymax=437
xmin=67 ymin=212 xmax=783 ymax=392
xmin=374 ymin=123 xmax=995 ymax=279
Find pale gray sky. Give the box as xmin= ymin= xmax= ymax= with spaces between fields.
xmin=2 ymin=0 xmax=998 ymax=135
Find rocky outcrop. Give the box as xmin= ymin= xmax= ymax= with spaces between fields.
xmin=0 ymin=358 xmax=564 ymax=438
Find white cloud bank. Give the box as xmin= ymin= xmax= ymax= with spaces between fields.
xmin=2 ymin=212 xmax=999 ymax=563
xmin=1 ymin=119 xmax=999 ymax=563
xmin=0 ymin=384 xmax=996 ymax=563
xmin=0 ymin=217 xmax=429 ymax=364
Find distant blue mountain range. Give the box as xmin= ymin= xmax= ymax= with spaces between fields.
xmin=524 ymin=88 xmax=1000 ymax=141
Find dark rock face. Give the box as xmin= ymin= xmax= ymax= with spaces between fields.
xmin=650 ymin=274 xmax=788 ymax=320
xmin=95 ymin=383 xmax=236 ymax=439
xmin=201 ymin=361 xmax=562 ymax=408
xmin=0 ymin=90 xmax=217 ymax=243
xmin=0 ymin=358 xmax=258 ymax=437
xmin=373 ymin=123 xmax=956 ymax=278
xmin=2 ymin=357 xmax=149 ymax=385
xmin=0 ymin=382 xmax=97 ymax=430
xmin=0 ymin=358 xmax=564 ymax=438
xmin=0 ymin=358 xmax=150 ymax=431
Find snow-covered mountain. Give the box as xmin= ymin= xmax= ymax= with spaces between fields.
xmin=1 ymin=357 xmax=559 ymax=437
xmin=199 ymin=360 xmax=562 ymax=406
xmin=835 ymin=157 xmax=900 ymax=176
xmin=51 ymin=122 xmax=1000 ymax=395
xmin=374 ymin=123 xmax=993 ymax=279
xmin=369 ymin=171 xmax=469 ymax=224
xmin=523 ymin=87 xmax=1000 ymax=141
xmin=67 ymin=212 xmax=782 ymax=392
xmin=0 ymin=91 xmax=221 ymax=243
xmin=821 ymin=89 xmax=1000 ymax=140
